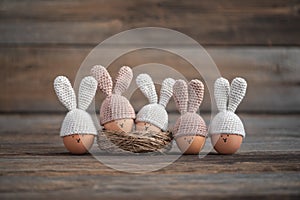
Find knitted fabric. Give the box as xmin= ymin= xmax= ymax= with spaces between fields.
xmin=54 ymin=76 xmax=77 ymax=111
xmin=210 ymin=111 xmax=245 ymax=136
xmin=91 ymin=65 xmax=135 ymax=125
xmin=60 ymin=109 xmax=97 ymax=137
xmin=54 ymin=76 xmax=98 ymax=137
xmin=100 ymin=94 xmax=135 ymax=125
xmin=173 ymin=112 xmax=207 ymax=139
xmin=136 ymin=74 xmax=175 ymax=131
xmin=210 ymin=77 xmax=247 ymax=137
xmin=136 ymin=104 xmax=167 ymax=130
xmin=172 ymin=79 xmax=207 ymax=138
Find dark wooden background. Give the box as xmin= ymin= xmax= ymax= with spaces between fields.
xmin=1 ymin=0 xmax=299 ymax=113
xmin=1 ymin=0 xmax=300 ymax=199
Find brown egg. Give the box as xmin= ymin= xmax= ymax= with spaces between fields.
xmin=135 ymin=122 xmax=161 ymax=132
xmin=211 ymin=134 xmax=243 ymax=154
xmin=175 ymin=136 xmax=206 ymax=155
xmin=63 ymin=134 xmax=95 ymax=154
xmin=104 ymin=119 xmax=134 ymax=133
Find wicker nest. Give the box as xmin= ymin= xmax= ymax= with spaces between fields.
xmin=97 ymin=129 xmax=173 ymax=153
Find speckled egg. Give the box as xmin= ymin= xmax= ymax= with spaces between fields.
xmin=176 ymin=135 xmax=206 ymax=155
xmin=211 ymin=134 xmax=243 ymax=154
xmin=135 ymin=122 xmax=161 ymax=132
xmin=63 ymin=134 xmax=95 ymax=154
xmin=104 ymin=119 xmax=134 ymax=133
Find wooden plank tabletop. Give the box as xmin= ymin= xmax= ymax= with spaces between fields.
xmin=1 ymin=0 xmax=300 ymax=199
xmin=1 ymin=113 xmax=299 ymax=199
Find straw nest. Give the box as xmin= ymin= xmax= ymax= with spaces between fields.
xmin=97 ymin=129 xmax=173 ymax=153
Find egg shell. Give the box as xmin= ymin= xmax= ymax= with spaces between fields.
xmin=104 ymin=118 xmax=134 ymax=133
xmin=135 ymin=122 xmax=161 ymax=132
xmin=175 ymin=135 xmax=206 ymax=155
xmin=63 ymin=134 xmax=95 ymax=154
xmin=211 ymin=134 xmax=243 ymax=154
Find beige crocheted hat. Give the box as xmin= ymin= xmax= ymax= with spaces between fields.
xmin=172 ymin=79 xmax=207 ymax=139
xmin=209 ymin=77 xmax=247 ymax=137
xmin=91 ymin=65 xmax=135 ymax=125
xmin=136 ymin=74 xmax=175 ymax=131
xmin=53 ymin=76 xmax=98 ymax=137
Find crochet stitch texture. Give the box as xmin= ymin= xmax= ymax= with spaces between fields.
xmin=172 ymin=79 xmax=207 ymax=139
xmin=54 ymin=76 xmax=98 ymax=137
xmin=136 ymin=74 xmax=175 ymax=131
xmin=91 ymin=65 xmax=135 ymax=125
xmin=210 ymin=77 xmax=247 ymax=137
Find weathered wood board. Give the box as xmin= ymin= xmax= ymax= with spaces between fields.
xmin=0 ymin=114 xmax=299 ymax=199
xmin=1 ymin=0 xmax=299 ymax=113
xmin=0 ymin=47 xmax=299 ymax=113
xmin=1 ymin=0 xmax=300 ymax=199
xmin=0 ymin=0 xmax=299 ymax=45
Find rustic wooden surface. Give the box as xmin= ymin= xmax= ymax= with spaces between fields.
xmin=1 ymin=113 xmax=300 ymax=199
xmin=1 ymin=0 xmax=300 ymax=199
xmin=1 ymin=47 xmax=299 ymax=113
xmin=1 ymin=0 xmax=299 ymax=45
xmin=0 ymin=0 xmax=300 ymax=113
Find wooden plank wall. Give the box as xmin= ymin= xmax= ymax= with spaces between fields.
xmin=0 ymin=0 xmax=299 ymax=113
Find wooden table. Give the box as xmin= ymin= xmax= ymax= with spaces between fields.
xmin=1 ymin=113 xmax=299 ymax=199
xmin=1 ymin=1 xmax=300 ymax=199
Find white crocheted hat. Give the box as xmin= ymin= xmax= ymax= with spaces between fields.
xmin=91 ymin=65 xmax=135 ymax=125
xmin=136 ymin=74 xmax=175 ymax=131
xmin=210 ymin=77 xmax=247 ymax=137
xmin=54 ymin=76 xmax=98 ymax=137
xmin=172 ymin=79 xmax=207 ymax=139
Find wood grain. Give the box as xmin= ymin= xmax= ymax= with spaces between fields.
xmin=0 ymin=46 xmax=299 ymax=113
xmin=1 ymin=1 xmax=299 ymax=199
xmin=1 ymin=113 xmax=299 ymax=149
xmin=0 ymin=0 xmax=299 ymax=45
xmin=0 ymin=114 xmax=299 ymax=199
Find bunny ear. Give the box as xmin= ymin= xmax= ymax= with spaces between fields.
xmin=214 ymin=77 xmax=230 ymax=112
xmin=113 ymin=66 xmax=133 ymax=95
xmin=159 ymin=78 xmax=175 ymax=107
xmin=173 ymin=80 xmax=188 ymax=114
xmin=187 ymin=79 xmax=204 ymax=113
xmin=78 ymin=76 xmax=98 ymax=110
xmin=53 ymin=76 xmax=76 ymax=111
xmin=228 ymin=77 xmax=247 ymax=112
xmin=90 ymin=65 xmax=113 ymax=96
xmin=136 ymin=73 xmax=158 ymax=104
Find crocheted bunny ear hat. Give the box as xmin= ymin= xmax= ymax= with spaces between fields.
xmin=172 ymin=79 xmax=207 ymax=139
xmin=91 ymin=65 xmax=135 ymax=125
xmin=210 ymin=77 xmax=247 ymax=137
xmin=54 ymin=76 xmax=98 ymax=137
xmin=136 ymin=74 xmax=175 ymax=131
